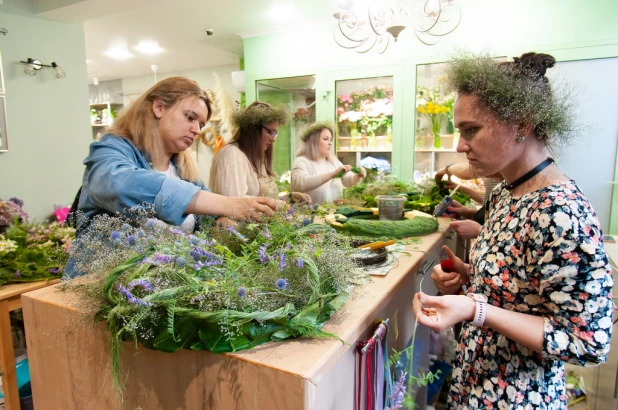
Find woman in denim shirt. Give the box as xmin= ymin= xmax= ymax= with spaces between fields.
xmin=65 ymin=78 xmax=276 ymax=278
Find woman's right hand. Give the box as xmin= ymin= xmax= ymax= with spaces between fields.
xmin=431 ymin=246 xmax=469 ymax=295
xmin=332 ymin=165 xmax=352 ymax=179
xmin=228 ymin=196 xmax=276 ymax=221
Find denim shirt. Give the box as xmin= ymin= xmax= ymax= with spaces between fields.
xmin=64 ymin=134 xmax=208 ymax=279
xmin=78 ymin=133 xmax=207 ymax=227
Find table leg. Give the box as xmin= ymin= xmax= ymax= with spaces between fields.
xmin=0 ymin=299 xmax=20 ymax=410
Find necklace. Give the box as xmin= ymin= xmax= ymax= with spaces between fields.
xmin=505 ymin=158 xmax=554 ymax=190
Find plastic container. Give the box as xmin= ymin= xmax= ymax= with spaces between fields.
xmin=376 ymin=195 xmax=405 ymax=221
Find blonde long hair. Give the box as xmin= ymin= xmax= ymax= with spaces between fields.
xmin=108 ymin=77 xmax=212 ymax=182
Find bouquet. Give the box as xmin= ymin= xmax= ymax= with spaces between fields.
xmin=0 ymin=219 xmax=74 ymax=285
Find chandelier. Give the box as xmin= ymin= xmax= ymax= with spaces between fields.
xmin=333 ymin=0 xmax=462 ymax=54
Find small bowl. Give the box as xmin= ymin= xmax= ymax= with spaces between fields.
xmin=350 ymin=240 xmax=388 ymax=266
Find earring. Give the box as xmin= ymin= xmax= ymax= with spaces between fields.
xmin=516 ymin=136 xmax=525 ymax=142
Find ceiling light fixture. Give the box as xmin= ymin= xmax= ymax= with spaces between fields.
xmin=20 ymin=58 xmax=66 ymax=78
xmin=135 ymin=40 xmax=163 ymax=55
xmin=93 ymin=76 xmax=100 ymax=86
xmin=333 ymin=0 xmax=462 ymax=54
xmin=105 ymin=47 xmax=133 ymax=60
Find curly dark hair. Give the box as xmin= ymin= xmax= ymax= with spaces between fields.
xmin=445 ymin=51 xmax=577 ymax=145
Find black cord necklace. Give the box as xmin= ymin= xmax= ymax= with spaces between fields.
xmin=505 ymin=158 xmax=554 ymax=190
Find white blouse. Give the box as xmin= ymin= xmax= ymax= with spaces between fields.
xmin=291 ymin=156 xmax=358 ymax=204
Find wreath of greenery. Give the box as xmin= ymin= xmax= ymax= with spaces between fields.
xmin=231 ymin=101 xmax=290 ymax=130
xmin=66 ymin=205 xmax=369 ymax=395
xmin=445 ymin=51 xmax=578 ymax=144
xmin=300 ymin=122 xmax=335 ymax=142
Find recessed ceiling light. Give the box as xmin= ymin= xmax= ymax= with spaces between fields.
xmin=135 ymin=40 xmax=163 ymax=55
xmin=266 ymin=3 xmax=298 ymax=21
xmin=105 ymin=47 xmax=133 ymax=60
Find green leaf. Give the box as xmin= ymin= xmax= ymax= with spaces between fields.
xmin=271 ymin=330 xmax=293 ymax=340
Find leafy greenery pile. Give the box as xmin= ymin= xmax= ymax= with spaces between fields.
xmin=341 ymin=180 xmax=470 ymax=214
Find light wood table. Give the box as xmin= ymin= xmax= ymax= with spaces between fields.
xmin=0 ymin=280 xmax=60 ymax=410
xmin=21 ymin=220 xmax=452 ymax=410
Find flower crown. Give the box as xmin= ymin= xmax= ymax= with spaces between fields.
xmin=300 ymin=122 xmax=335 ymax=142
xmin=231 ymin=101 xmax=290 ymax=129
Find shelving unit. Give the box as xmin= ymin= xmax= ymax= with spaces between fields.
xmin=90 ymin=102 xmax=123 ymax=139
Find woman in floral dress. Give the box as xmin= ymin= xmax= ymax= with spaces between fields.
xmin=413 ymin=52 xmax=613 ymax=409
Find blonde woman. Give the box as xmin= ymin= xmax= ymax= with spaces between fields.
xmin=291 ymin=122 xmax=365 ymax=204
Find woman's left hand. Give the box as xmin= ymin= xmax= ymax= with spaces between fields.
xmin=449 ymin=220 xmax=482 ymax=239
xmin=356 ymin=166 xmax=367 ymax=180
xmin=290 ymin=192 xmax=312 ymax=204
xmin=412 ymin=292 xmax=475 ymax=332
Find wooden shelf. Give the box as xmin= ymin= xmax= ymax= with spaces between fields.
xmin=91 ymin=123 xmax=109 ymax=127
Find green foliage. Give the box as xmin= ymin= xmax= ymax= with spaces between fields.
xmin=231 ymin=101 xmax=290 ymax=129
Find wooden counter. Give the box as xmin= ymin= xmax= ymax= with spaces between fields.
xmin=21 ymin=219 xmax=452 ymax=410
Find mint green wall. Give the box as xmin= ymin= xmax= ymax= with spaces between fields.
xmin=243 ymin=0 xmax=618 ymax=230
xmin=0 ymin=6 xmax=91 ymax=221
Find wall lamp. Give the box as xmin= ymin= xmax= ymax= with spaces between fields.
xmin=20 ymin=58 xmax=66 ymax=79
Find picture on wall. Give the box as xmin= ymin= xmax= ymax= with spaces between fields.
xmin=0 ymin=95 xmax=8 ymax=152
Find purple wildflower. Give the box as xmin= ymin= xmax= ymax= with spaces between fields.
xmin=153 ymin=253 xmax=173 ymax=264
xmin=226 ymin=226 xmax=247 ymax=242
xmin=127 ymin=235 xmax=137 ymax=246
xmin=284 ymin=207 xmax=294 ymax=221
xmin=279 ymin=252 xmax=287 ymax=272
xmin=189 ymin=235 xmax=201 ymax=245
xmin=14 ymin=270 xmax=22 ymax=278
xmin=275 ymin=278 xmax=288 ymax=290
xmin=302 ymin=218 xmax=311 ymax=226
xmin=170 ymin=228 xmax=184 ymax=236
xmin=127 ymin=279 xmax=153 ymax=292
xmin=194 ymin=261 xmax=206 ymax=271
xmin=175 ymin=257 xmax=187 ymax=267
xmin=145 ymin=219 xmax=157 ymax=229
xmin=385 ymin=371 xmax=407 ymax=410
xmin=48 ymin=267 xmax=60 ymax=275
xmin=295 ymin=256 xmax=303 ymax=268
xmin=259 ymin=243 xmax=270 ymax=264
xmin=237 ymin=287 xmax=247 ymax=297
xmin=9 ymin=197 xmax=24 ymax=208
xmin=263 ymin=227 xmax=271 ymax=239
xmin=110 ymin=231 xmax=122 ymax=240
xmin=121 ymin=223 xmax=131 ymax=231
xmin=117 ymin=284 xmax=151 ymax=307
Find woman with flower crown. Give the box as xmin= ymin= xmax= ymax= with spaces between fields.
xmin=413 ymin=52 xmax=612 ymax=409
xmin=290 ymin=122 xmax=365 ymax=204
xmin=209 ymin=101 xmax=311 ymax=206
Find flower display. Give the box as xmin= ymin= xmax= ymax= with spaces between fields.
xmin=293 ymin=106 xmax=316 ymax=124
xmin=0 ymin=199 xmax=75 ymax=285
xmin=66 ymin=205 xmax=370 ymax=393
xmin=337 ymin=86 xmax=393 ymax=140
xmin=416 ymin=83 xmax=455 ymax=148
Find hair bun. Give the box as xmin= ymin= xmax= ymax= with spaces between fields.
xmin=513 ymin=52 xmax=556 ymax=78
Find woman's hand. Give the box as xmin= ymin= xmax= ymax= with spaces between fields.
xmin=446 ymin=200 xmax=477 ymax=220
xmin=227 ymin=196 xmax=276 ymax=221
xmin=332 ymin=165 xmax=352 ymax=180
xmin=355 ymin=166 xmax=367 ymax=181
xmin=431 ymin=246 xmax=469 ymax=295
xmin=449 ymin=220 xmax=482 ymax=240
xmin=412 ymin=292 xmax=475 ymax=332
xmin=290 ymin=192 xmax=312 ymax=204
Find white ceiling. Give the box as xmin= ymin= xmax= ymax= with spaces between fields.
xmin=30 ymin=0 xmax=337 ymax=83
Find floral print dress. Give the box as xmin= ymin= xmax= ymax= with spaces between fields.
xmin=448 ymin=181 xmax=613 ymax=410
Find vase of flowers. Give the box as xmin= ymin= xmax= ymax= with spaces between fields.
xmin=416 ymin=84 xmax=455 ymax=150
